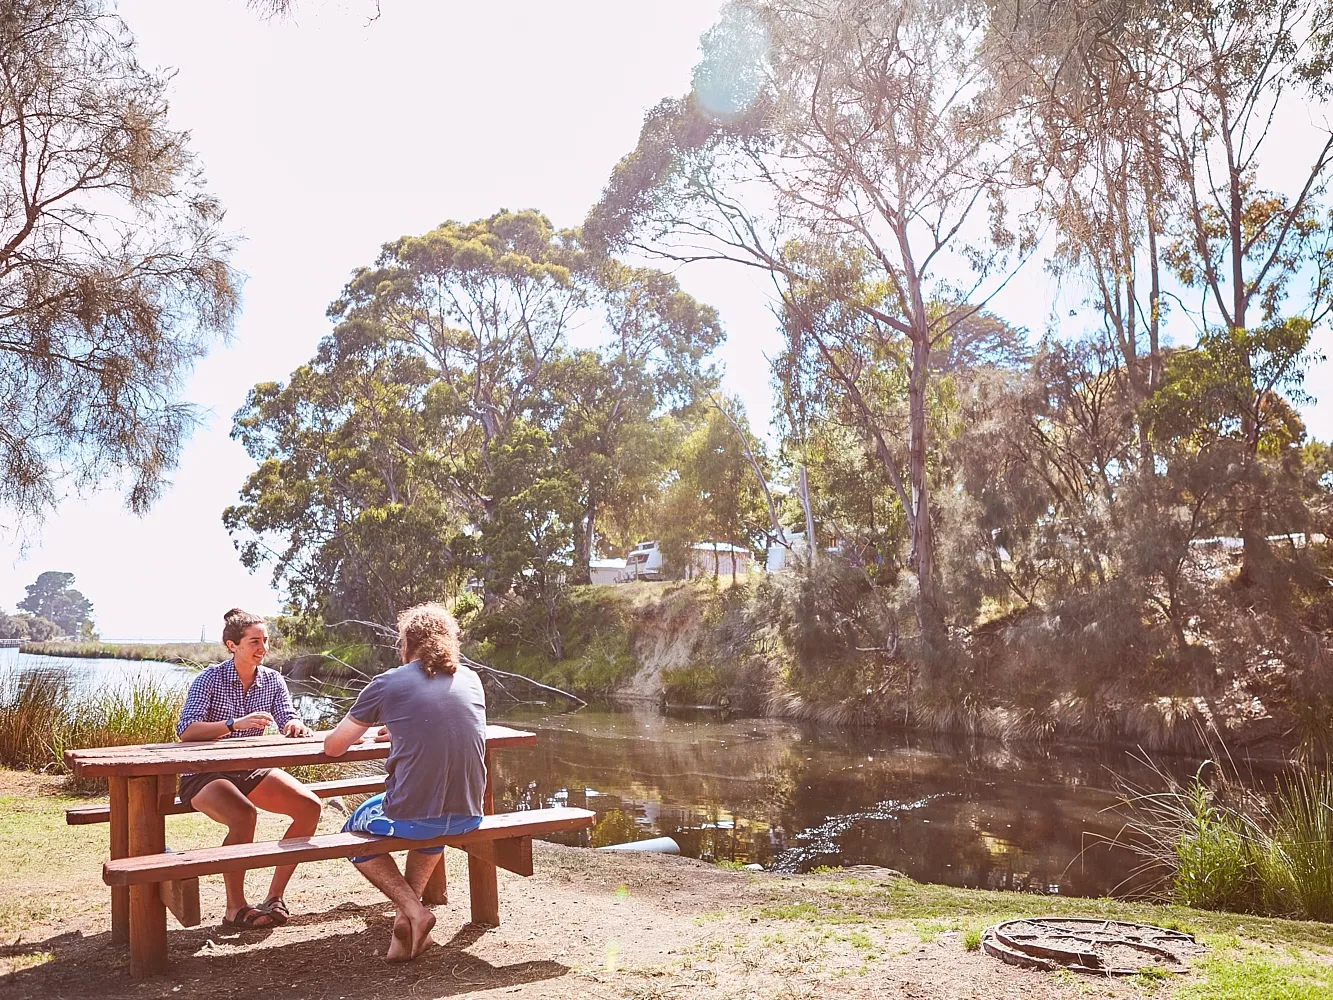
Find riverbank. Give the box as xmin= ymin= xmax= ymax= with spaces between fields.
xmin=1 ymin=770 xmax=1329 ymax=999
xmin=465 ymin=581 xmax=1295 ymax=756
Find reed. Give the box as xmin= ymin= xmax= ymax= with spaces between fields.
xmin=0 ymin=668 xmax=183 ymax=778
xmin=1114 ymin=754 xmax=1333 ymax=921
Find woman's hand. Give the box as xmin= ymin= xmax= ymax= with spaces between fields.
xmin=375 ymin=726 xmax=390 ymax=741
xmin=283 ymin=719 xmax=313 ymax=738
xmin=234 ymin=711 xmax=275 ymax=732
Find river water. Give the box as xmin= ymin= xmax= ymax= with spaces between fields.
xmin=2 ymin=648 xmax=1210 ymax=898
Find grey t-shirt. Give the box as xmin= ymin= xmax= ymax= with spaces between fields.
xmin=349 ymin=661 xmax=487 ymax=820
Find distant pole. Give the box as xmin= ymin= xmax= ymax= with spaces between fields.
xmin=200 ymin=626 xmax=205 ymax=643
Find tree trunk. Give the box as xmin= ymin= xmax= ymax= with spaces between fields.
xmin=571 ymin=505 xmax=595 ymax=586
xmin=908 ymin=333 xmax=943 ymax=651
xmin=798 ymin=464 xmax=817 ymax=567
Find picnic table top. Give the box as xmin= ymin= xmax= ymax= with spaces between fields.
xmin=64 ymin=724 xmax=536 ymax=778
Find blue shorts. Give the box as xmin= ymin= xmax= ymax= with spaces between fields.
xmin=342 ymin=792 xmax=482 ymax=863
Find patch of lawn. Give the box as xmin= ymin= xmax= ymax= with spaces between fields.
xmin=1178 ymin=952 xmax=1333 ymax=1000
xmin=760 ymin=872 xmax=1333 ymax=953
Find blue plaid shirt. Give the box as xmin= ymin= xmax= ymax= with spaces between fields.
xmin=176 ymin=658 xmax=299 ymax=739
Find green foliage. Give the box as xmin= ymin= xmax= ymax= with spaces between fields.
xmin=1171 ymin=777 xmax=1262 ymax=914
xmin=451 ymin=591 xmax=483 ymax=627
xmin=658 ymin=403 xmax=772 ymax=579
xmin=0 ymin=612 xmax=58 ymax=642
xmin=17 ymin=572 xmax=93 ymax=636
xmin=0 ymin=0 xmax=240 ymax=521
xmin=226 ymin=209 xmax=725 ymax=644
xmin=464 ymin=585 xmax=640 ymax=697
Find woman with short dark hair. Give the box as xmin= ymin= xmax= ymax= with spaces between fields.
xmin=176 ymin=608 xmax=322 ymax=929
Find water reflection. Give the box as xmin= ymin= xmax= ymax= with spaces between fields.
xmin=490 ymin=705 xmax=1217 ymax=897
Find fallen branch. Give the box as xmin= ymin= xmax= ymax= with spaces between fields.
xmin=323 ymin=618 xmax=587 ymax=707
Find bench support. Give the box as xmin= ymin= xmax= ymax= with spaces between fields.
xmin=464 ymin=836 xmax=533 ymax=877
xmin=156 ymin=775 xmax=177 ymax=817
xmin=467 ymin=749 xmax=500 ymax=926
xmin=128 ymin=775 xmax=168 ymax=977
xmin=109 ymin=776 xmax=129 ymax=946
xmin=422 ymin=855 xmax=447 ymax=905
xmin=467 ymin=852 xmax=500 ymax=926
xmin=159 ymin=878 xmax=201 ymax=928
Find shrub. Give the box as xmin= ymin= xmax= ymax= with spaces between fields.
xmin=1115 ymin=755 xmax=1333 ymax=921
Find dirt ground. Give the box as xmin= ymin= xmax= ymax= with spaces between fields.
xmin=0 ymin=772 xmax=1180 ymax=1000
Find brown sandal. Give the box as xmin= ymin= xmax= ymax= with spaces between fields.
xmin=260 ymin=896 xmax=290 ymax=925
xmin=222 ymin=904 xmax=275 ymax=929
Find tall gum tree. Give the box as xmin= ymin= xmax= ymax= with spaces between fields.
xmin=1157 ymin=0 xmax=1333 ymax=579
xmin=587 ymin=0 xmax=1042 ymax=651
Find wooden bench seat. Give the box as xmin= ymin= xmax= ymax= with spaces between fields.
xmin=104 ymin=806 xmax=595 ymax=929
xmin=66 ymin=774 xmax=388 ymax=825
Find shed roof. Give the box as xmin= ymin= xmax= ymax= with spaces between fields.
xmin=688 ymin=542 xmax=752 ymax=554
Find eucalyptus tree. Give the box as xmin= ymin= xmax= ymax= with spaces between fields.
xmin=227 ymin=211 xmax=724 ymax=619
xmin=1157 ymin=0 xmax=1333 ymax=577
xmin=587 ymin=0 xmax=1041 ymax=650
xmin=0 ymin=1 xmax=239 ymax=523
xmin=225 ymin=331 xmax=459 ymax=626
xmin=1006 ymin=0 xmax=1333 ymax=578
xmin=554 ymin=262 xmax=722 ymax=583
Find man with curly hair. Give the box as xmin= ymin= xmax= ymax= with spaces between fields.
xmin=325 ymin=602 xmax=487 ymax=961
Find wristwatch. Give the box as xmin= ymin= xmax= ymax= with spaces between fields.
xmin=225 ymin=717 xmax=235 ymax=733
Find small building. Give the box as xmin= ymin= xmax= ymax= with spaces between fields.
xmin=685 ymin=542 xmax=753 ymax=581
xmin=589 ymin=558 xmax=627 ymax=585
xmin=766 ymin=530 xmax=808 ymax=572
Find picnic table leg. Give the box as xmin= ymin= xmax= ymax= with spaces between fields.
xmin=467 ymin=750 xmax=499 ymax=926
xmin=127 ymin=775 xmax=168 ymax=978
xmin=422 ymin=855 xmax=447 ymax=905
xmin=109 ymin=776 xmax=129 ymax=946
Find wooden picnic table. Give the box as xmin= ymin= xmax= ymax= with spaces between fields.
xmin=65 ymin=724 xmax=536 ymax=976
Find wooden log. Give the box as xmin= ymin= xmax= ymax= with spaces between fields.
xmin=109 ymin=776 xmax=129 ymax=946
xmin=464 ymin=836 xmax=533 ymax=877
xmin=421 ymin=854 xmax=447 ymax=905
xmin=127 ymin=776 xmax=168 ymax=978
xmin=158 ymin=878 xmax=201 ymax=928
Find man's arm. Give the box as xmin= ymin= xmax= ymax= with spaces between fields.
xmin=324 ymin=713 xmax=372 ymax=757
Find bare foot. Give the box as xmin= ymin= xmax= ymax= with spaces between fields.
xmin=385 ymin=914 xmax=412 ymax=963
xmin=409 ymin=907 xmax=436 ymax=958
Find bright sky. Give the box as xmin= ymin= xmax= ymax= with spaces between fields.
xmin=2 ymin=0 xmax=1331 ymax=640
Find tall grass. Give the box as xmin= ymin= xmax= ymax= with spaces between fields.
xmin=1115 ymin=755 xmax=1333 ymax=921
xmin=0 ymin=669 xmax=184 ymax=783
